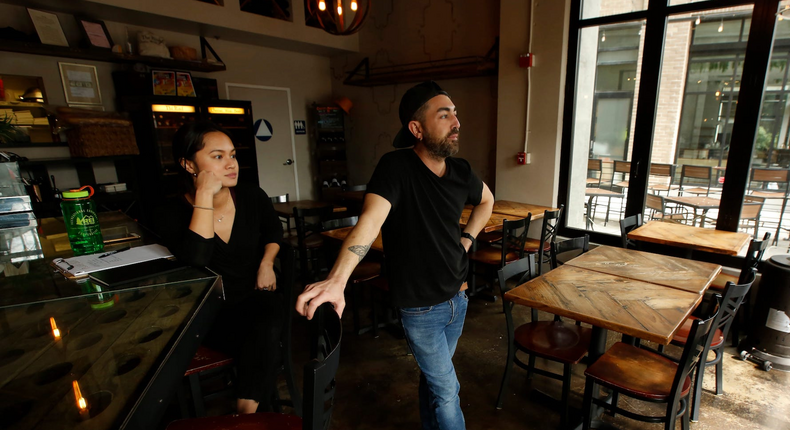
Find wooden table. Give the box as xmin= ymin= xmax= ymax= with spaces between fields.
xmin=459 ymin=208 xmax=512 ymax=233
xmin=339 ymin=190 xmax=365 ymax=202
xmin=272 ymin=200 xmax=347 ymax=218
xmin=663 ymin=195 xmax=720 ymax=227
xmin=490 ymin=200 xmax=557 ymax=220
xmin=321 ymin=226 xmax=384 ymax=253
xmin=585 ymin=189 xmax=624 ymax=229
xmin=628 ymin=221 xmax=751 ymax=256
xmin=564 ymin=245 xmax=721 ymax=294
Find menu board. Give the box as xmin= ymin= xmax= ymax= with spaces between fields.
xmin=316 ymin=106 xmax=343 ymax=130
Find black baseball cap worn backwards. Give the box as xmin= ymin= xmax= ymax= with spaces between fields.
xmin=392 ymin=81 xmax=450 ymax=148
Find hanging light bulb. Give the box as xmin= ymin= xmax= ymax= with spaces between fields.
xmin=318 ymin=0 xmax=326 ymax=11
xmin=718 ymin=19 xmax=724 ymax=32
xmin=695 ymin=16 xmax=701 ymax=25
xmin=601 ymin=31 xmax=606 ymax=42
xmin=338 ymin=4 xmax=343 ymax=15
xmin=351 ymin=0 xmax=358 ymax=11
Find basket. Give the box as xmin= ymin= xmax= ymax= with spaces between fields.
xmin=64 ymin=117 xmax=139 ymax=158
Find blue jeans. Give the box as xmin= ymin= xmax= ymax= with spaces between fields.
xmin=400 ymin=290 xmax=468 ymax=430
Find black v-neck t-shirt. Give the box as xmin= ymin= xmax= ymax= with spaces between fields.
xmin=154 ymin=183 xmax=283 ymax=302
xmin=367 ymin=149 xmax=483 ymax=308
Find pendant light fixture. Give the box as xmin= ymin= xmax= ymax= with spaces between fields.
xmin=307 ymin=0 xmax=370 ymax=36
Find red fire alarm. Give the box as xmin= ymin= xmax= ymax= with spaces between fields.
xmin=519 ymin=53 xmax=533 ymax=68
xmin=517 ymin=152 xmax=527 ymax=165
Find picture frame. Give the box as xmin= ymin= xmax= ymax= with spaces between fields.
xmin=176 ymin=72 xmax=197 ymax=97
xmin=58 ymin=62 xmax=103 ymax=105
xmin=27 ymin=8 xmax=68 ymax=47
xmin=75 ymin=17 xmax=114 ymax=49
xmin=152 ymin=70 xmax=177 ymax=96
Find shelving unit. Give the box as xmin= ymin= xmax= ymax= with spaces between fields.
xmin=313 ymin=106 xmax=348 ymax=201
xmin=0 ymin=39 xmax=226 ymax=73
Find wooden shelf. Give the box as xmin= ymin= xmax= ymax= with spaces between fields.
xmin=344 ymin=40 xmax=498 ymax=87
xmin=19 ymin=154 xmax=138 ymax=166
xmin=0 ymin=40 xmax=226 ymax=73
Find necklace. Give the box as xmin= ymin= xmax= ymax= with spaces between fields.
xmin=217 ymin=213 xmax=225 ymax=223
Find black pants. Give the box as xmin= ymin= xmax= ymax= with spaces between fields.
xmin=205 ymin=289 xmax=284 ymax=407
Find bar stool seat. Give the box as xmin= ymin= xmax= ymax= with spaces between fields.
xmin=672 ymin=316 xmax=724 ymax=347
xmin=585 ymin=342 xmax=692 ymax=401
xmin=186 ymin=345 xmax=234 ymax=376
xmin=522 ymin=238 xmax=551 ymax=253
xmin=514 ymin=321 xmax=590 ymax=363
xmin=468 ymin=246 xmax=522 ymax=266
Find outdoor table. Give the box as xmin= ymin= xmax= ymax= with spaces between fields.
xmin=584 ymin=189 xmax=624 ymax=229
xmin=663 ymin=195 xmax=720 ymax=227
xmin=628 ymin=220 xmax=751 ymax=256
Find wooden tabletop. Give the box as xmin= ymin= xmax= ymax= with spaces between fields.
xmin=585 ymin=189 xmax=624 ymax=198
xmin=321 ymin=226 xmax=384 ymax=252
xmin=564 ymin=245 xmax=721 ymax=294
xmin=339 ymin=190 xmax=366 ymax=202
xmin=628 ymin=221 xmax=751 ymax=255
xmin=490 ymin=200 xmax=558 ymax=220
xmin=273 ymin=200 xmax=347 ymax=217
xmin=459 ymin=208 xmax=513 ymax=232
xmin=664 ymin=195 xmax=721 ymax=209
xmin=504 ymin=265 xmax=707 ymax=345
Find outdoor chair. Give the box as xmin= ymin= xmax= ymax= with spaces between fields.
xmin=749 ymin=167 xmax=790 ymax=245
xmin=648 ymin=163 xmax=676 ymax=195
xmin=678 ymin=165 xmax=713 ymax=196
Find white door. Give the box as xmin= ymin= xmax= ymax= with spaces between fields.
xmin=226 ymin=84 xmax=299 ymax=200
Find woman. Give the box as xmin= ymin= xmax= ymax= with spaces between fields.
xmin=155 ymin=120 xmax=284 ymax=414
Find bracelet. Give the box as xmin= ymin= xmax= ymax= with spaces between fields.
xmin=192 ymin=205 xmax=214 ymax=211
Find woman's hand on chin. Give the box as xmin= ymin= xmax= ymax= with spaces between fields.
xmin=195 ymin=171 xmax=223 ymax=195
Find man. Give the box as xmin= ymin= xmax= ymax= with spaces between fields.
xmin=296 ymin=81 xmax=494 ymax=430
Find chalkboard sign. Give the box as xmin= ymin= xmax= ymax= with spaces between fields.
xmin=316 ymin=106 xmax=343 ymax=130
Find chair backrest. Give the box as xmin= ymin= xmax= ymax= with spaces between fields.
xmin=587 ymin=159 xmax=603 ymax=186
xmin=619 ymin=214 xmax=643 ymax=249
xmin=497 ymin=254 xmax=539 ymax=325
xmin=535 ymin=205 xmax=563 ymax=274
xmin=321 ymin=216 xmax=359 ymax=231
xmin=668 ymin=310 xmax=717 ymax=414
xmin=740 ymin=232 xmax=770 ymax=283
xmin=613 ymin=160 xmax=631 ymax=174
xmin=750 ymin=168 xmax=790 ymax=195
xmin=342 ymin=184 xmax=367 ymax=192
xmin=740 ymin=198 xmax=764 ymax=220
xmin=271 ymin=193 xmax=289 ymax=204
xmin=648 ymin=163 xmax=676 ymax=191
xmin=708 ymin=268 xmax=756 ymax=352
xmin=273 ymin=241 xmax=303 ymax=415
xmin=679 ymin=165 xmax=712 ymax=194
xmin=501 ymin=215 xmax=531 ymax=267
xmin=550 ymin=235 xmax=589 ymax=269
xmin=645 ymin=193 xmax=665 ymax=219
xmin=293 ymin=206 xmax=334 ymax=260
xmin=304 ymin=303 xmax=342 ymax=430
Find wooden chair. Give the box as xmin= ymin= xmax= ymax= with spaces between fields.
xmin=496 ymin=254 xmax=591 ymax=429
xmin=179 ymin=244 xmax=301 ymax=417
xmin=270 ymin=193 xmax=291 ymax=235
xmin=646 ymin=194 xmax=689 ymax=223
xmin=648 ymin=163 xmax=676 ymax=195
xmin=739 ymin=195 xmax=765 ymax=238
xmin=668 ymin=269 xmax=756 ymax=422
xmin=619 ymin=214 xmax=643 ymax=249
xmin=167 ymin=302 xmax=342 ymax=430
xmin=678 ymin=165 xmax=713 ymax=196
xmin=613 ymin=160 xmax=631 ymax=190
xmin=321 ymin=216 xmax=384 ymax=336
xmin=467 ymin=215 xmax=531 ymax=296
xmin=581 ymin=312 xmax=717 ymax=430
xmin=708 ymin=233 xmax=770 ymax=347
xmin=587 ymin=159 xmax=604 ymax=188
xmin=523 ymin=205 xmax=563 ymax=275
xmin=749 ymin=168 xmax=790 ymax=245
xmin=292 ymin=205 xmax=334 ymax=281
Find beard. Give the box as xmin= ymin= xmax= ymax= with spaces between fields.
xmin=423 ymin=126 xmax=460 ymax=159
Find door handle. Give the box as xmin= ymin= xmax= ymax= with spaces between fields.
xmin=283 ymin=159 xmax=293 ymax=166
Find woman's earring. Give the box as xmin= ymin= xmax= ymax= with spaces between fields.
xmin=192 ymin=173 xmax=197 ymax=177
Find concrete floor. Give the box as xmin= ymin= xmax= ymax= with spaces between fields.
xmin=304 ymin=294 xmax=790 ymax=430
xmin=170 ymin=288 xmax=790 ymax=430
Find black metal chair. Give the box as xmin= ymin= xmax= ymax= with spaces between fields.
xmin=550 ymin=235 xmax=590 ymax=270
xmin=167 ymin=302 xmax=342 ymax=430
xmin=523 ymin=205 xmax=563 ymax=275
xmin=581 ymin=311 xmax=717 ymax=430
xmin=619 ymin=214 xmax=643 ymax=249
xmin=270 ymin=193 xmax=290 ymax=234
xmin=292 ymin=205 xmax=334 ymax=281
xmin=496 ymin=254 xmax=591 ymax=429
xmin=467 ymin=215 xmax=530 ymax=297
xmin=669 ymin=269 xmax=756 ymax=422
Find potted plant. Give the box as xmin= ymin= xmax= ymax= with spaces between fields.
xmin=0 ymin=114 xmax=20 ymax=144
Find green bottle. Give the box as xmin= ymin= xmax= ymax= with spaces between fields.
xmin=61 ymin=186 xmax=104 ymax=256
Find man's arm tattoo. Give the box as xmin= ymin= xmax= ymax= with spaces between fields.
xmin=348 ymin=240 xmax=374 ymax=262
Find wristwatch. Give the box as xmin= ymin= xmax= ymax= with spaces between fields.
xmin=461 ymin=232 xmax=476 ymax=244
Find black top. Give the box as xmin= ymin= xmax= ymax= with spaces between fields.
xmin=367 ymin=149 xmax=483 ymax=307
xmin=154 ymin=183 xmax=283 ymax=302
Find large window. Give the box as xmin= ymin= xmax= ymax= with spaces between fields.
xmin=561 ymin=0 xmax=784 ymax=253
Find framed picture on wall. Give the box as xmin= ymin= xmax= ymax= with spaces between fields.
xmin=176 ymin=72 xmax=197 ymax=97
xmin=152 ymin=70 xmax=176 ymax=96
xmin=75 ymin=17 xmax=114 ymax=49
xmin=27 ymin=8 xmax=69 ymax=47
xmin=58 ymin=62 xmax=103 ymax=105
